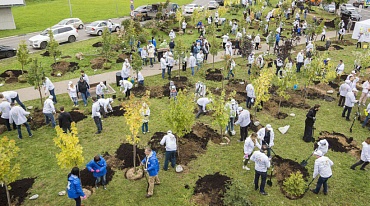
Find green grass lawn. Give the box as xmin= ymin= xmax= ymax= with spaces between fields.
xmin=0 ymin=0 xmax=193 ymax=38
xmin=3 ymin=48 xmax=370 ymax=205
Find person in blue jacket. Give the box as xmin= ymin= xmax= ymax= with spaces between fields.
xmin=86 ymin=155 xmax=107 ymax=190
xmin=67 ymin=167 xmax=86 ymax=206
xmin=141 ymin=147 xmax=160 ymax=198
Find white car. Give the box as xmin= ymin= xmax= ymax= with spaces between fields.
xmin=184 ymin=4 xmax=204 ymax=13
xmin=54 ymin=18 xmax=84 ymax=29
xmin=85 ymin=20 xmax=121 ymax=36
xmin=208 ymin=1 xmax=219 ymax=9
xmin=28 ymin=25 xmax=78 ymax=49
xmin=340 ymin=4 xmax=356 ymax=12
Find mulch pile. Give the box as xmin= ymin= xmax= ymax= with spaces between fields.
xmin=316 ymin=131 xmax=360 ymax=158
xmin=115 ymin=143 xmax=146 ymax=169
xmin=192 ymin=172 xmax=231 ymax=206
xmin=0 ymin=177 xmax=36 ymax=206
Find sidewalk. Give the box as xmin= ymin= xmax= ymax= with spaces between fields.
xmin=13 ymin=30 xmax=340 ymax=102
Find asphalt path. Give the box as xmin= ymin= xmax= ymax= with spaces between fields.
xmin=0 ymin=0 xmax=211 ymax=60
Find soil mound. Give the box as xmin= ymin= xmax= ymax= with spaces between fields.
xmin=316 ymin=131 xmax=360 ymax=158
xmin=162 ymin=80 xmax=192 ymax=97
xmin=0 ymin=177 xmax=36 ymax=206
xmin=80 ymin=166 xmax=115 ymax=187
xmin=102 ymin=152 xmax=124 ymax=170
xmin=41 ymin=51 xmax=50 ymax=56
xmin=131 ymin=85 xmax=149 ymax=97
xmin=107 ymin=106 xmax=125 ymax=117
xmin=316 ymin=46 xmax=326 ymax=51
xmin=192 ymin=172 xmax=231 ymax=206
xmin=115 ymin=143 xmax=146 ymax=169
xmin=272 ymin=155 xmax=309 ymax=200
xmin=116 ymin=53 xmax=130 ymax=63
xmin=28 ymin=109 xmax=47 ymax=130
xmin=92 ymin=42 xmax=103 ymax=47
xmin=0 ymin=70 xmax=27 ymax=78
xmin=332 ymin=45 xmax=344 ymax=50
xmin=69 ymin=111 xmax=87 ymax=122
xmin=205 ymin=68 xmax=223 ymax=81
xmin=192 ymin=122 xmax=222 ymax=144
xmin=90 ymin=57 xmax=108 ymax=70
xmin=51 ymin=61 xmax=79 ymax=76
xmin=305 ymin=88 xmax=335 ymax=102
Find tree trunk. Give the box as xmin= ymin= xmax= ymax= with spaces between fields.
xmin=178 ymin=56 xmax=181 ymax=79
xmin=177 ymin=137 xmax=180 ymax=158
xmin=37 ymin=86 xmax=43 ymax=108
xmin=213 ymin=55 xmax=215 ymax=69
xmin=278 ymin=98 xmax=282 ymax=114
xmin=21 ymin=64 xmax=24 ymax=75
xmin=133 ymin=142 xmax=137 ymax=172
xmin=4 ymin=182 xmax=11 ymax=206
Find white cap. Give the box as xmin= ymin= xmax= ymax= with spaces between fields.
xmin=231 ymin=99 xmax=236 ymax=104
xmin=266 ymin=124 xmax=272 ymax=130
xmin=351 ymin=70 xmax=356 ymax=74
xmin=345 ymin=80 xmax=351 ymax=84
xmin=318 ymin=139 xmax=327 ymax=146
xmin=226 ymin=33 xmax=229 ymax=35
xmin=314 ymin=150 xmax=323 ymax=156
xmin=326 ymin=58 xmax=331 ymax=61
xmin=48 ymin=95 xmax=53 ymax=99
xmin=68 ymin=81 xmax=73 ymax=85
xmin=167 ymin=130 xmax=172 ymax=134
xmin=100 ymin=82 xmax=104 ymax=85
xmin=190 ymin=53 xmax=193 ymax=56
xmin=238 ymin=107 xmax=243 ymax=111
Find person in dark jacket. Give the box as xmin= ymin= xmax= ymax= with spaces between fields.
xmin=67 ymin=167 xmax=86 ymax=206
xmin=86 ymin=155 xmax=107 ymax=189
xmin=141 ymin=147 xmax=160 ymax=198
xmin=169 ymin=40 xmax=175 ymax=53
xmin=77 ymin=77 xmax=89 ymax=107
xmin=303 ymin=104 xmax=320 ymax=142
xmin=58 ymin=106 xmax=73 ymax=133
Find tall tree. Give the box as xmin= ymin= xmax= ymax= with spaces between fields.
xmin=252 ymin=67 xmax=275 ymax=117
xmin=101 ymin=28 xmax=115 ymax=68
xmin=173 ymin=38 xmax=186 ymax=78
xmin=131 ymin=51 xmax=143 ymax=80
xmin=0 ymin=137 xmax=21 ymax=206
xmin=209 ymin=89 xmax=229 ymax=136
xmin=27 ymin=58 xmax=45 ymax=107
xmin=207 ymin=24 xmax=220 ymax=69
xmin=54 ymin=123 xmax=84 ymax=169
xmin=16 ymin=40 xmax=30 ymax=74
xmin=47 ymin=30 xmax=61 ymax=64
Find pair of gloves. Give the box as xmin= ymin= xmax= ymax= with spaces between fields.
xmin=90 ymin=169 xmax=101 ymax=173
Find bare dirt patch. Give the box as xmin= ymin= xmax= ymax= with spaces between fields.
xmin=316 ymin=131 xmax=360 ymax=158
xmin=0 ymin=177 xmax=36 ymax=206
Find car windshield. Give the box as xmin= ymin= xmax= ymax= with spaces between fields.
xmin=40 ymin=29 xmax=51 ymax=36
xmin=90 ymin=22 xmax=100 ymax=26
xmin=58 ymin=19 xmax=69 ymax=25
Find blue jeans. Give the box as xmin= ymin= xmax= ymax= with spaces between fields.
xmin=197 ymin=62 xmax=202 ymax=71
xmin=142 ymin=58 xmax=147 ymax=66
xmin=362 ymin=114 xmax=370 ymax=127
xmin=11 ymin=95 xmax=26 ymax=110
xmin=246 ymin=96 xmax=253 ymax=109
xmin=44 ymin=113 xmax=56 ymax=128
xmin=254 ymin=170 xmax=267 ymax=192
xmin=142 ymin=122 xmax=148 ymax=133
xmin=49 ymin=89 xmax=57 ymax=103
xmin=96 ymin=174 xmax=106 ymax=186
xmin=17 ymin=122 xmax=32 ymax=139
xmin=227 ymin=70 xmax=234 ymax=78
xmin=163 ymin=151 xmax=176 ymax=170
xmin=139 ymin=80 xmax=144 ymax=86
xmin=80 ymin=92 xmax=88 ymax=106
xmin=226 ymin=117 xmax=235 ymax=132
xmin=3 ymin=118 xmax=16 ymax=131
xmin=94 ymin=116 xmax=102 ymax=132
xmin=97 ymin=94 xmax=104 ymax=99
xmin=162 ymin=68 xmax=166 ymax=79
xmin=191 ymin=67 xmax=195 ymax=76
xmin=314 ymin=176 xmax=331 ymax=193
xmin=167 ymin=66 xmax=172 ymax=78
xmin=150 ymin=58 xmax=154 ymax=66
xmin=72 ymin=97 xmax=78 ymax=106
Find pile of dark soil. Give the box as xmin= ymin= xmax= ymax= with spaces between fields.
xmin=275 ymin=112 xmax=288 ymax=119
xmin=226 ymin=79 xmax=247 ymax=103
xmin=51 ymin=61 xmax=79 ymax=76
xmin=272 ymin=155 xmax=309 ymax=200
xmin=102 ymin=152 xmax=124 ymax=170
xmin=90 ymin=57 xmax=108 ymax=70
xmin=205 ymin=68 xmax=223 ymax=81
xmin=148 ymin=132 xmax=167 ymax=153
xmin=162 ymin=80 xmax=192 ymax=97
xmin=41 ymin=51 xmax=50 ymax=56
xmin=69 ymin=111 xmax=87 ymax=122
xmin=171 ymin=76 xmax=188 ymax=82
xmin=192 ymin=122 xmax=223 ymax=144
xmin=0 ymin=70 xmax=27 ymax=78
xmin=0 ymin=178 xmax=36 ymax=206
xmin=131 ymin=85 xmax=149 ymax=97
xmin=192 ymin=172 xmax=231 ymax=206
xmin=179 ymin=132 xmax=209 ymax=165
xmin=317 ymin=131 xmax=360 ymax=158
xmin=332 ymin=40 xmax=355 ymax=46
xmin=269 ymin=86 xmax=311 ymax=109
xmin=249 ymin=117 xmax=264 ymax=133
xmin=80 ymin=166 xmax=115 ymax=187
xmin=28 ymin=109 xmax=47 ymax=130
xmin=324 ymin=19 xmax=335 ymax=28
xmin=331 ymin=45 xmax=344 ymax=50
xmin=328 ymin=81 xmax=339 ymax=89
xmin=116 ymin=53 xmax=130 ymax=63
xmin=115 ymin=143 xmax=146 ymax=169
xmin=316 ymin=46 xmax=326 ymax=51
xmin=305 ymin=88 xmax=335 ymax=102
xmin=92 ymin=42 xmax=103 ymax=47
xmin=107 ymin=106 xmax=125 ymax=117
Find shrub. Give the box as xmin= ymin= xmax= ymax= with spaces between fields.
xmin=138 ymin=32 xmax=149 ymax=44
xmin=156 ymin=12 xmax=163 ymax=20
xmin=222 ymin=179 xmax=252 ymax=206
xmin=283 ymin=171 xmax=306 ymax=197
xmin=151 ymin=28 xmax=159 ymax=36
xmin=121 ymin=19 xmax=130 ymax=30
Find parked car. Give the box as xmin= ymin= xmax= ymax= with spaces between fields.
xmin=208 ymin=1 xmax=219 ymax=10
xmin=54 ymin=18 xmax=84 ymax=29
xmin=0 ymin=45 xmax=16 ymax=58
xmin=133 ymin=5 xmax=151 ymax=21
xmin=85 ymin=20 xmax=120 ymax=36
xmin=184 ymin=4 xmax=204 ymax=13
xmin=342 ymin=10 xmax=362 ymax=21
xmin=340 ymin=4 xmax=356 ymax=12
xmin=353 ymin=0 xmax=368 ymax=8
xmin=323 ymin=4 xmax=335 ymax=13
xmin=215 ymin=0 xmax=224 ymax=6
xmin=28 ymin=25 xmax=78 ymax=49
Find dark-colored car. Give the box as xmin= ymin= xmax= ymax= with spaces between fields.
xmin=341 ymin=9 xmax=362 ymax=21
xmin=0 ymin=45 xmax=17 ymax=59
xmin=353 ymin=0 xmax=368 ymax=8
xmin=133 ymin=5 xmax=152 ymax=21
xmin=215 ymin=0 xmax=224 ymax=6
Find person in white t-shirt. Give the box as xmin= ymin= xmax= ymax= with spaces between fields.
xmin=359 ymin=78 xmax=370 ymax=106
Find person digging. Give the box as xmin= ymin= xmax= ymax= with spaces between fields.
xmin=243 ymin=133 xmax=261 ymax=171
xmin=350 ymin=137 xmax=370 ymax=171
xmin=303 ymin=104 xmax=320 ymax=143
xmin=257 ymin=124 xmax=275 ymax=158
xmin=86 ymin=155 xmax=107 ymax=190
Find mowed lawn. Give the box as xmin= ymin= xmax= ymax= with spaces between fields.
xmin=0 ymin=0 xmax=193 ymax=38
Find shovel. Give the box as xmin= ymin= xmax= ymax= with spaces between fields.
xmin=300 ymin=151 xmax=315 ymax=167
xmin=267 ymin=164 xmax=274 ymax=187
xmin=137 ymin=154 xmax=149 ymax=189
xmin=304 ymin=177 xmax=317 ymax=193
xmin=350 ymin=103 xmax=360 ymax=133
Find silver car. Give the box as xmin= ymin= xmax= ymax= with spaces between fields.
xmin=54 ymin=18 xmax=84 ymax=29
xmin=85 ymin=20 xmax=120 ymax=36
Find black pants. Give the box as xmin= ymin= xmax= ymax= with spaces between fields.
xmin=339 ymin=34 xmax=343 ymax=41
xmin=276 ymin=66 xmax=282 ymax=76
xmin=196 ymin=104 xmax=204 ymax=119
xmin=93 ymin=116 xmax=103 ymax=133
xmin=342 ymin=106 xmax=352 ymax=120
xmin=255 ymin=43 xmax=260 ymax=50
xmin=240 ymin=126 xmax=248 ymax=141
xmin=351 ymin=160 xmax=369 ymax=169
xmin=182 ymin=28 xmax=185 ymax=33
xmin=74 ymin=197 xmax=81 ymax=206
xmin=125 ymin=89 xmax=131 ymax=98
xmin=2 ymin=117 xmax=16 ymax=131
xmin=223 ymin=42 xmax=226 ymax=49
xmin=321 ymin=35 xmax=325 ymax=41
xmin=338 ymin=95 xmax=345 ymax=107
xmin=296 ymin=62 xmax=303 ymax=72
xmin=357 ymin=42 xmax=362 ymax=48
xmin=254 ymin=170 xmax=267 ymax=192
xmin=303 ymin=121 xmax=314 ymax=142
xmin=182 ymin=62 xmax=187 ymax=71
xmin=100 ymin=106 xmax=107 ymax=118
xmin=62 ymin=126 xmax=71 ymax=133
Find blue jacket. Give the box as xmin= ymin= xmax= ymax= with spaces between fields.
xmin=86 ymin=156 xmax=107 ymax=178
xmin=67 ymin=174 xmax=85 ymax=199
xmin=275 ymin=33 xmax=280 ymax=42
xmin=141 ymin=151 xmax=159 ymax=176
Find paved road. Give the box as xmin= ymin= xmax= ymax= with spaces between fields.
xmin=0 ymin=0 xmax=211 ymax=60
xmin=347 ymin=0 xmax=370 ymax=19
